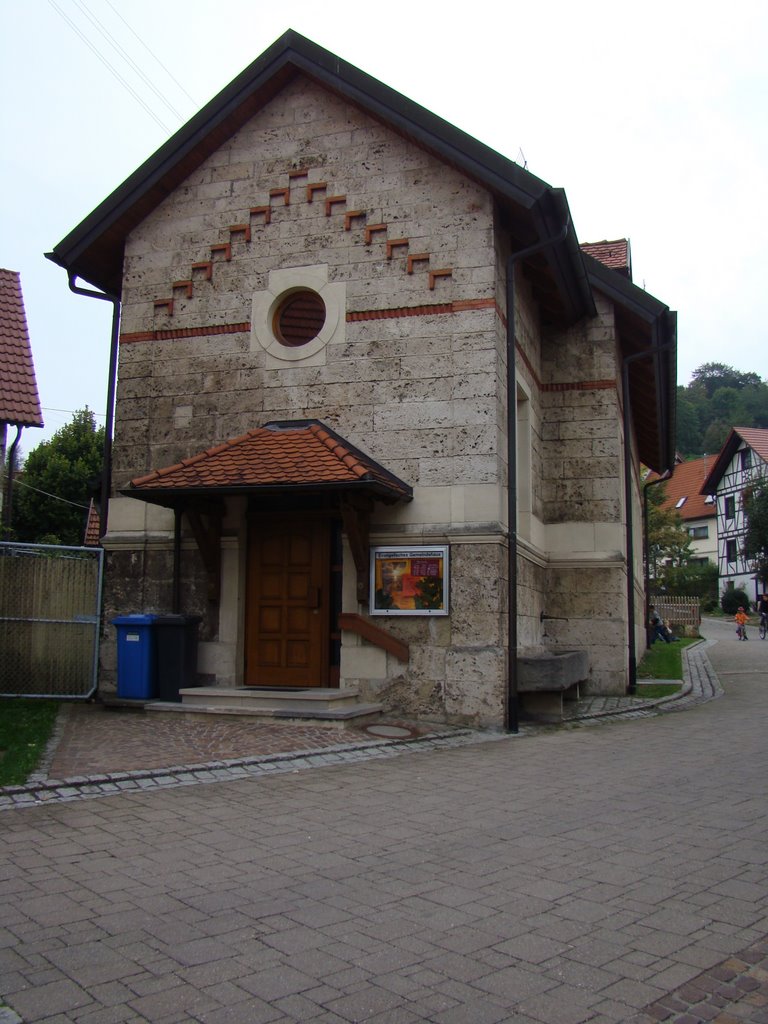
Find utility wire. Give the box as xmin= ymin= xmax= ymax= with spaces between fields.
xmin=12 ymin=478 xmax=90 ymax=510
xmin=42 ymin=407 xmax=106 ymax=419
xmin=47 ymin=0 xmax=171 ymax=132
xmin=102 ymin=0 xmax=199 ymax=109
xmin=72 ymin=0 xmax=188 ymax=122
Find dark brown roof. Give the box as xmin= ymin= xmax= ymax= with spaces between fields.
xmin=126 ymin=421 xmax=412 ymax=505
xmin=701 ymin=427 xmax=768 ymax=494
xmin=49 ymin=31 xmax=675 ymax=475
xmin=580 ymin=239 xmax=632 ymax=280
xmin=0 ymin=269 xmax=44 ymax=428
xmin=47 ymin=31 xmax=593 ymax=328
xmin=648 ymin=456 xmax=717 ymax=521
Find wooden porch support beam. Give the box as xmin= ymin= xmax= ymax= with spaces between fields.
xmin=338 ymin=613 xmax=410 ymax=663
xmin=340 ymin=497 xmax=372 ymax=603
xmin=185 ymin=507 xmax=223 ymax=602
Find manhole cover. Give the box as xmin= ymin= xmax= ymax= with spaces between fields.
xmin=363 ymin=724 xmax=416 ymax=739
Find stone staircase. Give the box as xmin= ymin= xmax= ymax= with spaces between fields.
xmin=144 ymin=686 xmax=384 ymax=727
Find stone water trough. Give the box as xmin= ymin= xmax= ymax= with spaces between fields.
xmin=517 ymin=648 xmax=590 ymax=721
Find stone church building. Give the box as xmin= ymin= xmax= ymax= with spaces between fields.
xmin=49 ymin=31 xmax=676 ymax=729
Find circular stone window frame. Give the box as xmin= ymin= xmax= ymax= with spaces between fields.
xmin=251 ymin=264 xmax=346 ymax=368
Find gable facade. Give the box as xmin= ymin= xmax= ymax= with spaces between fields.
xmin=49 ymin=33 xmax=676 ymax=728
xmin=702 ymin=429 xmax=768 ymax=599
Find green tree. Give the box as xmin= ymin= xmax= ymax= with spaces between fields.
xmin=689 ymin=362 xmax=762 ymax=398
xmin=675 ymin=387 xmax=702 ymax=457
xmin=645 ymin=482 xmax=693 ymax=580
xmin=11 ymin=409 xmax=104 ymax=546
xmin=744 ymin=480 xmax=768 ymax=586
xmin=679 ymin=363 xmax=768 ymax=458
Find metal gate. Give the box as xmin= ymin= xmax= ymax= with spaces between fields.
xmin=0 ymin=542 xmax=103 ymax=698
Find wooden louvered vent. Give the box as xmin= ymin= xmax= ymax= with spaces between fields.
xmin=273 ymin=290 xmax=326 ymax=347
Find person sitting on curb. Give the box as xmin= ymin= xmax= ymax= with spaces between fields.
xmin=735 ymin=606 xmax=749 ymax=640
xmin=649 ymin=605 xmax=673 ymax=644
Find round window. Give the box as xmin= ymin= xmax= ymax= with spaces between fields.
xmin=273 ymin=290 xmax=326 ymax=347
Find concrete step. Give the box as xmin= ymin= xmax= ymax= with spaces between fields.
xmin=145 ymin=699 xmax=384 ymax=726
xmin=142 ymin=685 xmax=383 ymax=726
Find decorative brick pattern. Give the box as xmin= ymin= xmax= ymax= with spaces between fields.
xmin=249 ymin=204 xmax=271 ymax=225
xmin=363 ymin=223 xmax=387 ymax=244
xmin=306 ymin=181 xmax=327 ymax=201
xmin=428 ymin=268 xmax=452 ymax=289
xmin=324 ymin=194 xmax=346 ymax=216
xmin=344 ymin=210 xmax=365 ymax=230
xmin=209 ymin=242 xmax=231 ymax=261
xmin=228 ymin=223 xmax=251 ymax=243
xmin=407 ymin=253 xmax=429 ymax=274
xmin=386 ymin=238 xmax=408 ymax=258
xmin=172 ymin=280 xmax=193 ymax=298
xmin=145 ymin=160 xmax=461 ymax=320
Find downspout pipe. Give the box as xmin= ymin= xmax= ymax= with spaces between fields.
xmin=505 ymin=221 xmax=569 ymax=734
xmin=643 ymin=470 xmax=673 ymax=648
xmin=3 ymin=426 xmax=23 ymax=530
xmin=173 ymin=508 xmax=182 ymax=614
xmin=621 ymin=337 xmax=676 ymax=694
xmin=62 ymin=273 xmax=120 ymax=541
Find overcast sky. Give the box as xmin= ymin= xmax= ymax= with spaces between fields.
xmin=1 ymin=0 xmax=766 ymax=451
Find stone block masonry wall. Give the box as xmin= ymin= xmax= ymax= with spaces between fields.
xmin=106 ymin=74 xmax=519 ymax=722
xmin=116 ymin=76 xmax=499 ymax=492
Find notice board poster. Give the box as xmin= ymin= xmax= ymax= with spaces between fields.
xmin=370 ymin=546 xmax=449 ymax=616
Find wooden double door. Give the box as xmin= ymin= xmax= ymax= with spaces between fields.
xmin=244 ymin=516 xmax=332 ymax=687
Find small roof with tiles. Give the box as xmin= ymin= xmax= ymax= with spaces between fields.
xmin=83 ymin=499 xmax=101 ymax=547
xmin=580 ymin=239 xmax=632 ymax=280
xmin=701 ymin=427 xmax=768 ymax=494
xmin=648 ymin=456 xmax=717 ymax=522
xmin=0 ymin=269 xmax=44 ymax=428
xmin=126 ymin=421 xmax=413 ymax=506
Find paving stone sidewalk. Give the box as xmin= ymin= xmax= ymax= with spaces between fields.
xmin=1 ymin=641 xmax=718 ymax=812
xmin=5 ymin=626 xmax=764 ymax=1024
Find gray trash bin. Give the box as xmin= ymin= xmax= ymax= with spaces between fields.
xmin=153 ymin=615 xmax=202 ymax=702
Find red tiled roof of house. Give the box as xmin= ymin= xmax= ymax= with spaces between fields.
xmin=701 ymin=427 xmax=768 ymax=494
xmin=734 ymin=427 xmax=768 ymax=466
xmin=648 ymin=456 xmax=717 ymax=521
xmin=128 ymin=421 xmax=412 ymax=501
xmin=84 ymin=499 xmax=101 ymax=547
xmin=580 ymin=239 xmax=632 ymax=279
xmin=0 ymin=269 xmax=44 ymax=427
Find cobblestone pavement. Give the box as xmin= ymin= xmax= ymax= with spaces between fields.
xmin=2 ymin=619 xmax=767 ymax=1023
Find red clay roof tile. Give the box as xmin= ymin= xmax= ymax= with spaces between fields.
xmin=0 ymin=269 xmax=44 ymax=428
xmin=128 ymin=421 xmax=412 ymax=501
xmin=648 ymin=456 xmax=717 ymax=521
xmin=734 ymin=427 xmax=768 ymax=466
xmin=580 ymin=239 xmax=632 ymax=279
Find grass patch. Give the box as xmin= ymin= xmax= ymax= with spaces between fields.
xmin=637 ymin=637 xmax=698 ymax=681
xmin=0 ymin=699 xmax=59 ymax=786
xmin=634 ymin=683 xmax=682 ymax=698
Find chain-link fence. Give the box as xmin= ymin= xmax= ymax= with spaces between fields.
xmin=0 ymin=542 xmax=103 ymax=698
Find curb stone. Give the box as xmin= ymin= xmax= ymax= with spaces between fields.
xmin=0 ymin=639 xmax=723 ymax=810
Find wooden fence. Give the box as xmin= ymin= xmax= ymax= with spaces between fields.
xmin=0 ymin=542 xmax=102 ymax=697
xmin=649 ymin=594 xmax=701 ymax=636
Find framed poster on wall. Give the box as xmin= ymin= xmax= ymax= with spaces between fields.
xmin=370 ymin=545 xmax=449 ymax=616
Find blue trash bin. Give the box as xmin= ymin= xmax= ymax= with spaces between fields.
xmin=113 ymin=615 xmax=157 ymax=699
